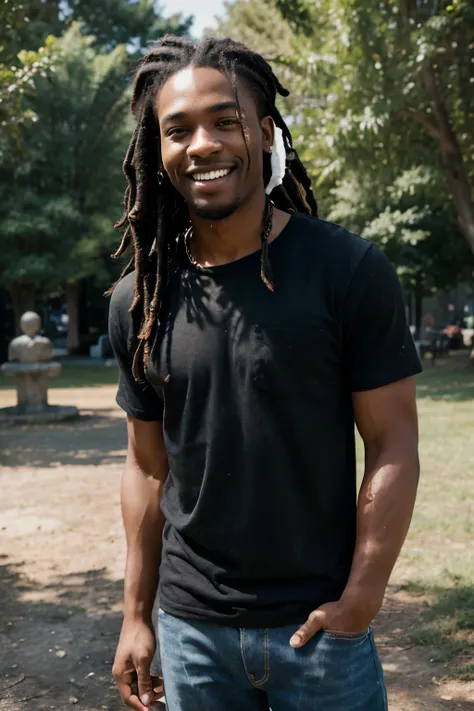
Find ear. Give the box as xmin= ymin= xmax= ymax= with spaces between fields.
xmin=260 ymin=116 xmax=274 ymax=153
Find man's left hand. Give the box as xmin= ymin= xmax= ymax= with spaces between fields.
xmin=289 ymin=598 xmax=379 ymax=648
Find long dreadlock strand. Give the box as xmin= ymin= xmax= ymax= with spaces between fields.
xmin=127 ymin=103 xmax=159 ymax=324
xmin=130 ymin=223 xmax=148 ymax=312
xmin=130 ymin=106 xmax=156 ymax=222
xmin=143 ymin=190 xmax=170 ymax=341
xmin=260 ymin=199 xmax=275 ymax=292
xmin=110 ymin=34 xmax=318 ymax=381
xmin=122 ymin=125 xmax=139 ymax=183
xmin=114 ymin=125 xmax=140 ymax=232
xmin=285 ymin=170 xmax=311 ymax=213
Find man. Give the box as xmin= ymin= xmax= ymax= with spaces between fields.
xmin=109 ymin=35 xmax=421 ymax=711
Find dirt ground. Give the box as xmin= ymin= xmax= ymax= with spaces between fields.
xmin=0 ymin=386 xmax=473 ymax=711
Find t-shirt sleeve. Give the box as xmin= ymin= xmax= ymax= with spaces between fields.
xmin=108 ymin=275 xmax=164 ymax=421
xmin=342 ymin=244 xmax=422 ymax=392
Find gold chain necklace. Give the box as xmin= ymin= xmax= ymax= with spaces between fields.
xmin=183 ymin=200 xmax=274 ymax=272
xmin=184 ymin=226 xmax=201 ymax=267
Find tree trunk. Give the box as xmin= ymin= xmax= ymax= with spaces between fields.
xmin=414 ymin=274 xmax=423 ymax=341
xmin=9 ymin=285 xmax=37 ymax=335
xmin=66 ymin=281 xmax=81 ymax=354
xmin=420 ymin=63 xmax=474 ymax=256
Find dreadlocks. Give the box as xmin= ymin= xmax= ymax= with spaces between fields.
xmin=109 ymin=35 xmax=318 ymax=380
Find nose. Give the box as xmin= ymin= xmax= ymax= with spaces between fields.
xmin=187 ymin=126 xmax=222 ymax=159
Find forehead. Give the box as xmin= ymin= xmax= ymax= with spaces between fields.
xmin=155 ymin=66 xmax=256 ymax=121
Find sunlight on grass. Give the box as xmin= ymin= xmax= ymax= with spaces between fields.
xmin=395 ymin=355 xmax=474 ymax=680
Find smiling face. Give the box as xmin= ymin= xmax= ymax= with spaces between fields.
xmin=155 ymin=66 xmax=273 ymax=221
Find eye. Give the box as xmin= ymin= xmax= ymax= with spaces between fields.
xmin=166 ymin=127 xmax=188 ymax=137
xmin=217 ymin=118 xmax=240 ymax=128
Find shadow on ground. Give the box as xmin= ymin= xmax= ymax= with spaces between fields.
xmin=0 ymin=412 xmax=127 ymax=469
xmin=375 ymin=582 xmax=474 ymax=709
xmin=396 ymin=578 xmax=474 ymax=673
xmin=0 ymin=556 xmax=124 ymax=711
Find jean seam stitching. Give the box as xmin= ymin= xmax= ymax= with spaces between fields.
xmin=369 ymin=631 xmax=388 ymax=710
xmin=324 ymin=627 xmax=370 ymax=641
xmin=240 ymin=628 xmax=253 ymax=684
xmin=252 ymin=628 xmax=269 ymax=686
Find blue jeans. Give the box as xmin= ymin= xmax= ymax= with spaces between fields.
xmin=158 ymin=608 xmax=388 ymax=711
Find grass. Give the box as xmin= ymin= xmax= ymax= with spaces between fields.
xmin=416 ymin=352 xmax=474 ymax=402
xmin=394 ymin=352 xmax=474 ymax=680
xmin=401 ymin=576 xmax=474 ymax=668
xmin=456 ymin=665 xmax=474 ymax=681
xmin=0 ymin=363 xmax=119 ymax=389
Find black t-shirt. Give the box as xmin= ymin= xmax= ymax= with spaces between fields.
xmin=109 ymin=212 xmax=421 ymax=628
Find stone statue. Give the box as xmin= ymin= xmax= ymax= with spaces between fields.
xmin=8 ymin=311 xmax=53 ymax=363
xmin=0 ymin=311 xmax=78 ymax=424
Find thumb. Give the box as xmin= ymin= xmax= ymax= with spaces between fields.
xmin=290 ymin=609 xmax=326 ymax=648
xmin=136 ymin=655 xmax=155 ymax=707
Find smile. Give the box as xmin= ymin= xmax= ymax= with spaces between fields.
xmin=191 ymin=168 xmax=233 ymax=182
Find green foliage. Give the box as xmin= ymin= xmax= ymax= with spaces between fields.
xmin=268 ymin=0 xmax=317 ymax=36
xmin=328 ymin=166 xmax=472 ymax=293
xmin=216 ymin=0 xmax=294 ymax=56
xmin=0 ymin=2 xmax=58 ymax=140
xmin=63 ymin=0 xmax=192 ymax=54
xmin=0 ymin=1 xmax=193 ymax=321
xmin=1 ymin=0 xmax=191 ymax=57
xmin=0 ymin=1 xmax=63 ymax=63
xmin=0 ymin=44 xmax=55 ymax=143
xmin=455 ymin=664 xmax=474 ymax=681
xmin=1 ymin=0 xmax=191 ymax=144
xmin=0 ymin=24 xmax=130 ymax=301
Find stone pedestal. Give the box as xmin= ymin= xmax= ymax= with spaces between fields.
xmin=3 ymin=362 xmax=61 ymax=412
xmin=0 ymin=311 xmax=79 ymax=425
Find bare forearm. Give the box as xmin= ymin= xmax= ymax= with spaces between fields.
xmin=342 ymin=442 xmax=419 ymax=611
xmin=121 ymin=462 xmax=166 ymax=623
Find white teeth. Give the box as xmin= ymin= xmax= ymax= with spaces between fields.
xmin=193 ymin=168 xmax=231 ymax=181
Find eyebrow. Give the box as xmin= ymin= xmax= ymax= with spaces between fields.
xmin=161 ymin=101 xmax=239 ymax=125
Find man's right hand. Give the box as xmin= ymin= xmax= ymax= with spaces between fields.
xmin=112 ymin=619 xmax=159 ymax=710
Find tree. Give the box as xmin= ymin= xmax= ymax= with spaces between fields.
xmin=0 ymin=2 xmax=192 ymax=344
xmin=2 ymin=0 xmax=191 ymax=57
xmin=268 ymin=0 xmax=474 ymax=256
xmin=0 ymin=3 xmax=58 ymax=144
xmin=215 ymin=0 xmax=294 ymax=56
xmin=64 ymin=0 xmax=192 ymax=53
xmin=328 ymin=166 xmax=472 ymax=331
xmin=0 ymin=24 xmax=130 ymax=344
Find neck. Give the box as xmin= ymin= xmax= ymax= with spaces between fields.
xmin=188 ymin=190 xmax=266 ymax=268
xmin=187 ymin=191 xmax=291 ymax=268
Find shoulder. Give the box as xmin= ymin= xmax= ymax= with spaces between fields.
xmin=109 ymin=271 xmax=136 ymax=315
xmin=288 ymin=212 xmax=379 ymax=284
xmin=108 ymin=271 xmax=137 ymax=348
xmin=291 ymin=212 xmax=372 ymax=262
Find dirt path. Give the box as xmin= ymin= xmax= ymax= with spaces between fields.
xmin=0 ymin=387 xmax=472 ymax=710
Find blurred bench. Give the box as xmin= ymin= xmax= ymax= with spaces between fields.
xmin=419 ymin=330 xmax=450 ymax=365
xmin=89 ymin=334 xmax=112 ymax=360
